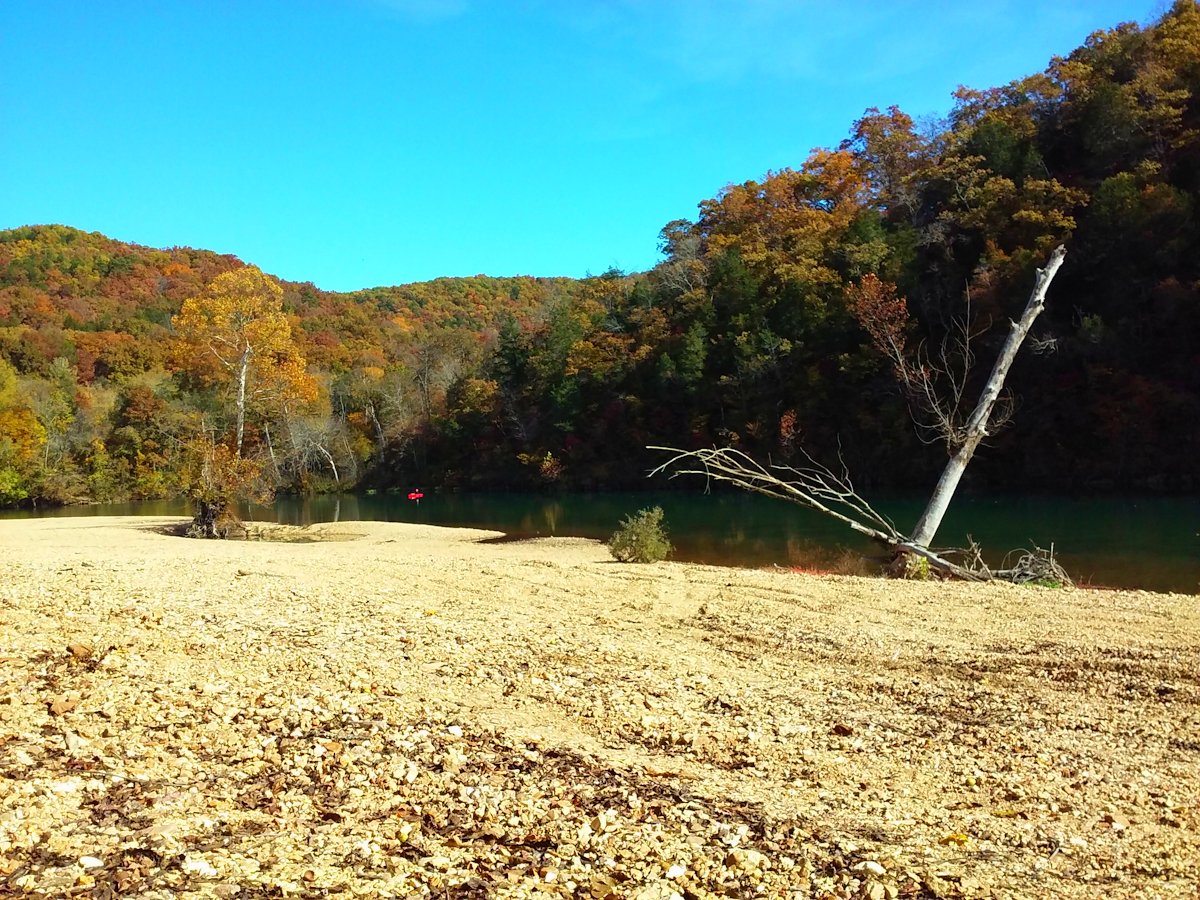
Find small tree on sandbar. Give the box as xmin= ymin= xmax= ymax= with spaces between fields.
xmin=172 ymin=266 xmax=316 ymax=535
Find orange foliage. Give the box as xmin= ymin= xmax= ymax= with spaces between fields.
xmin=844 ymin=275 xmax=911 ymax=363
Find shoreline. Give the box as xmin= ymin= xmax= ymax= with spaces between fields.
xmin=3 ymin=496 xmax=1198 ymax=594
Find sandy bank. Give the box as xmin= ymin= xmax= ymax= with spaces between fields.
xmin=1 ymin=516 xmax=1197 ymax=898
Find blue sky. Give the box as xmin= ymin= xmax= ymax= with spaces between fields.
xmin=2 ymin=0 xmax=1156 ymax=292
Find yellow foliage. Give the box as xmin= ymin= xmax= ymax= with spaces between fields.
xmin=174 ymin=267 xmax=293 ymax=362
xmin=565 ymin=333 xmax=635 ymax=378
xmin=698 ymin=149 xmax=865 ymax=289
xmin=172 ymin=266 xmax=317 ymax=413
xmin=0 ymin=407 xmax=46 ymax=462
xmin=451 ymin=378 xmax=500 ymax=416
xmin=0 ymin=239 xmax=36 ymax=264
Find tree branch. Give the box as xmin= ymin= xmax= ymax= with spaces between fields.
xmin=649 ymin=446 xmax=990 ymax=581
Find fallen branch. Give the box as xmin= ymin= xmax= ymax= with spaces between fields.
xmin=649 ymin=446 xmax=991 ymax=581
xmin=996 ymin=543 xmax=1074 ymax=587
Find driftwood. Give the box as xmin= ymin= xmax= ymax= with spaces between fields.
xmin=651 ymin=447 xmax=1076 ymax=585
xmin=996 ymin=544 xmax=1074 ymax=586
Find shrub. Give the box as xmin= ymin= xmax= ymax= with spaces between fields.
xmin=609 ymin=506 xmax=673 ymax=563
xmin=0 ymin=466 xmax=28 ymax=506
xmin=888 ymin=551 xmax=931 ymax=580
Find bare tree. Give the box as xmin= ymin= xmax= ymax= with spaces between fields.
xmin=910 ymin=246 xmax=1066 ymax=546
xmin=279 ymin=415 xmax=345 ymax=486
xmin=655 ymin=246 xmax=1068 ymax=580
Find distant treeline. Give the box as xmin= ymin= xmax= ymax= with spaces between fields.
xmin=1 ymin=1 xmax=1198 ymax=506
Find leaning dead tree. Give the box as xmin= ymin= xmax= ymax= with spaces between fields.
xmin=912 ymin=245 xmax=1067 ymax=546
xmin=649 ymin=445 xmax=993 ymax=580
xmin=654 ymin=245 xmax=1069 ymax=581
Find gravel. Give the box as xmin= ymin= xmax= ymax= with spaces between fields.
xmin=1 ymin=516 xmax=1197 ymax=899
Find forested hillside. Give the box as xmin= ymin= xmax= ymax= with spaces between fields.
xmin=2 ymin=1 xmax=1198 ymax=507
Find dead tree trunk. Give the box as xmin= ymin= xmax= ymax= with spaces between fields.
xmin=908 ymin=245 xmax=1066 ymax=547
xmin=652 ymin=246 xmax=1070 ymax=582
xmin=193 ymin=499 xmax=228 ymax=538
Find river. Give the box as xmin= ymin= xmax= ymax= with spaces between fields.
xmin=4 ymin=490 xmax=1196 ymax=593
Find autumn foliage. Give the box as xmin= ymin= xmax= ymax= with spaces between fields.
xmin=844 ymin=276 xmax=911 ymax=370
xmin=0 ymin=2 xmax=1198 ymax=506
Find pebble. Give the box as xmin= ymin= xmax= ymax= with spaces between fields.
xmin=854 ymin=860 xmax=887 ymax=877
xmin=182 ymin=856 xmax=219 ymax=878
xmin=726 ymin=848 xmax=768 ymax=871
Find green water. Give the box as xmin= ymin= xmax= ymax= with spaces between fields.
xmin=6 ymin=491 xmax=1197 ymax=593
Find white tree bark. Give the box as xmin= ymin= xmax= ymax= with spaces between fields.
xmin=908 ymin=245 xmax=1066 ymax=548
xmin=317 ymin=444 xmax=340 ymax=484
xmin=235 ymin=345 xmax=251 ymax=458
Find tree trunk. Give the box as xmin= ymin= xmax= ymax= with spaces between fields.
xmin=263 ymin=421 xmax=280 ymax=480
xmin=193 ymin=499 xmax=226 ymax=538
xmin=366 ymin=402 xmax=385 ymax=454
xmin=909 ymin=245 xmax=1066 ymax=548
xmin=317 ymin=445 xmax=339 ymax=484
xmin=235 ymin=345 xmax=251 ymax=457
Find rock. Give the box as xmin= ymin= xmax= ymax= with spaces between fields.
xmin=182 ymin=856 xmax=219 ymax=878
xmin=63 ymin=731 xmax=90 ymax=755
xmin=1101 ymin=813 xmax=1128 ymax=832
xmin=854 ymin=860 xmax=887 ymax=877
xmin=78 ymin=856 xmax=104 ymax=869
xmin=726 ymin=848 xmax=768 ymax=871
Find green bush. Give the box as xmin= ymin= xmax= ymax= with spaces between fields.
xmin=0 ymin=466 xmax=29 ymax=506
xmin=609 ymin=506 xmax=673 ymax=563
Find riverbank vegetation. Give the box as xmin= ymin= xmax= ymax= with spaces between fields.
xmin=1 ymin=3 xmax=1197 ymax=509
